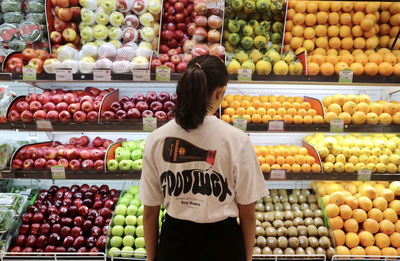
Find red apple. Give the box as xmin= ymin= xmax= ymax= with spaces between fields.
xmin=22 ymin=48 xmax=38 ymax=63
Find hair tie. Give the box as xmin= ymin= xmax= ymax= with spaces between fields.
xmin=195 ymin=63 xmax=202 ymax=69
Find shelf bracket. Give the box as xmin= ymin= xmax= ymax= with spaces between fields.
xmin=381 ymin=87 xmax=400 ymax=101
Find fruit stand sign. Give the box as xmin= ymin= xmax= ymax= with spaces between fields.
xmin=357 ymin=168 xmax=372 ymax=181
xmin=238 ymin=69 xmax=252 ymax=81
xmin=270 ymin=169 xmax=286 ymax=180
xmin=133 ymin=70 xmax=150 ymax=81
xmin=339 ymin=69 xmax=353 ymax=83
xmin=22 ymin=66 xmax=36 ymax=81
xmin=156 ymin=66 xmax=171 ymax=81
xmin=93 ymin=69 xmax=111 ymax=81
xmin=143 ymin=116 xmax=157 ymax=131
xmin=233 ymin=117 xmax=247 ymax=131
xmin=330 ymin=118 xmax=344 ymax=133
xmin=51 ymin=166 xmax=66 ymax=179
xmin=56 ymin=69 xmax=73 ymax=81
xmin=268 ymin=120 xmax=284 ymax=131
xmin=35 ymin=119 xmax=53 ymax=131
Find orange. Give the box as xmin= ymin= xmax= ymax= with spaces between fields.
xmin=373 ymin=197 xmax=388 ymax=211
xmin=331 ymin=191 xmax=345 ymax=205
xmin=379 ymin=62 xmax=393 ymax=77
xmin=252 ymin=114 xmax=262 ymax=124
xmin=313 ymin=115 xmax=324 ymax=124
xmin=346 ymin=196 xmax=359 ymax=210
xmin=307 ymin=62 xmax=320 ymax=75
xmin=380 ymin=189 xmax=395 ymax=202
xmin=328 ymin=12 xmax=340 ymax=25
xmin=353 ymin=208 xmax=368 ymax=223
xmin=354 ymin=2 xmax=366 ymax=12
xmin=390 ymin=232 xmax=400 ymax=248
xmin=355 ymin=53 xmax=369 ymax=66
xmin=353 ymin=11 xmax=365 ymax=25
xmin=364 ymin=218 xmax=380 ymax=234
xmin=260 ymin=163 xmax=270 ymax=173
xmin=364 ymin=63 xmax=379 ymax=76
xmin=262 ymin=115 xmax=271 ymax=124
xmin=345 ymin=232 xmax=360 ymax=249
xmin=336 ymin=246 xmax=350 ymax=256
xmin=294 ymin=1 xmax=306 ymax=13
xmin=305 ymin=14 xmax=317 ymax=27
xmin=311 ymin=163 xmax=321 ymax=173
xmin=316 ymin=12 xmax=328 ymax=25
xmin=293 ymin=13 xmax=305 ymax=26
xmin=291 ymin=25 xmax=304 ymax=37
xmin=350 ymin=63 xmax=364 ymax=76
xmin=326 ymin=203 xmax=340 ymax=218
xmin=381 ymin=247 xmax=398 ymax=256
xmin=290 ymin=37 xmax=303 ymax=50
xmin=359 ymin=231 xmax=375 ymax=247
xmin=340 ymin=13 xmax=352 ymax=26
xmin=375 ymin=233 xmax=391 ymax=249
xmin=327 ymin=25 xmax=339 ymax=37
xmin=344 ymin=218 xmax=359 ymax=233
xmin=320 ymin=62 xmax=334 ymax=76
xmin=361 ymin=18 xmax=374 ymax=31
xmin=335 ymin=62 xmax=349 ymax=75
xmin=304 ymin=27 xmax=315 ymax=39
xmin=384 ymin=53 xmax=397 ymax=66
xmin=330 ymin=2 xmax=341 ymax=12
xmin=365 ymin=246 xmax=381 ymax=256
xmin=380 ymin=219 xmax=395 ymax=235
xmin=326 ymin=54 xmax=340 ymax=65
xmin=350 ymin=246 xmax=366 ymax=256
xmin=340 ymin=204 xmax=353 ymax=220
xmin=353 ymin=38 xmax=366 ymax=50
xmin=291 ymin=163 xmax=301 ymax=173
xmin=301 ymin=163 xmax=311 ymax=173
xmin=368 ymin=208 xmax=384 ymax=222
xmin=352 ymin=25 xmax=363 ymax=37
xmin=334 ymin=229 xmax=346 ymax=246
xmin=341 ymin=53 xmax=355 ymax=66
xmin=383 ymin=208 xmax=398 ymax=223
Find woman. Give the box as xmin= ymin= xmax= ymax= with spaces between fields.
xmin=139 ymin=55 xmax=268 ymax=261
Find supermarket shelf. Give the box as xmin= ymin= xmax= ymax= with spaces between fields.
xmin=1 ymin=170 xmax=141 ymax=179
xmin=2 ymin=122 xmax=400 ymax=133
xmin=0 ymin=73 xmax=11 ymax=81
xmin=10 ymin=72 xmax=400 ymax=85
xmin=264 ymin=172 xmax=400 ymax=181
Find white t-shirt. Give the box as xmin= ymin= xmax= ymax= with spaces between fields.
xmin=139 ymin=116 xmax=268 ymax=223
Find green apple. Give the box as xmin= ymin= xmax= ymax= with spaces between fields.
xmin=96 ymin=11 xmax=109 ymax=25
xmin=113 ymin=215 xmax=125 ymax=226
xmin=128 ymin=185 xmax=139 ymax=195
xmin=119 ymin=197 xmax=130 ymax=206
xmin=108 ymin=247 xmax=121 ymax=257
xmin=108 ymin=27 xmax=122 ymax=40
xmin=138 ymin=205 xmax=144 ymax=215
xmin=123 ymin=235 xmax=135 ymax=247
xmin=95 ymin=39 xmax=105 ymax=47
xmin=127 ymin=141 xmax=139 ymax=151
xmin=139 ymin=12 xmax=155 ymax=27
xmin=102 ymin=0 xmax=116 ymax=13
xmin=127 ymin=205 xmax=138 ymax=216
xmin=137 ymin=215 xmax=143 ymax=226
xmin=124 ymin=225 xmax=136 ymax=236
xmin=80 ymin=0 xmax=97 ymax=9
xmin=93 ymin=24 xmax=108 ymax=40
xmin=136 ymin=225 xmax=144 ymax=237
xmin=118 ymin=160 xmax=131 ymax=171
xmin=107 ymin=159 xmax=119 ymax=171
xmin=110 ymin=11 xmax=124 ymax=27
xmin=112 ymin=225 xmax=124 ymax=236
xmin=110 ymin=236 xmax=123 ymax=248
xmin=131 ymin=150 xmax=142 ymax=161
xmin=81 ymin=8 xmax=96 ymax=25
xmin=135 ymin=237 xmax=145 ymax=248
xmin=80 ymin=26 xmax=94 ymax=41
xmin=115 ymin=147 xmax=125 ymax=153
xmin=132 ymin=159 xmax=143 ymax=170
xmin=130 ymin=198 xmax=141 ymax=207
xmin=148 ymin=0 xmax=161 ymax=14
xmin=125 ymin=215 xmax=137 ymax=226
xmin=134 ymin=247 xmax=146 ymax=258
xmin=123 ymin=192 xmax=134 ymax=200
xmin=115 ymin=204 xmax=127 ymax=216
xmin=115 ymin=149 xmax=131 ymax=161
xmin=139 ymin=140 xmax=145 ymax=150
xmin=121 ymin=246 xmax=134 ymax=257
xmin=121 ymin=141 xmax=130 ymax=149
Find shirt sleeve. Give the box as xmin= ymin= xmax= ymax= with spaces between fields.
xmin=234 ymin=136 xmax=268 ymax=205
xmin=138 ymin=136 xmax=164 ymax=206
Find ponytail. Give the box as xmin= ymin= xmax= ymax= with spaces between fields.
xmin=174 ymin=55 xmax=228 ymax=131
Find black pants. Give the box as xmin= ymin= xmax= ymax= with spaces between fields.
xmin=157 ymin=214 xmax=246 ymax=261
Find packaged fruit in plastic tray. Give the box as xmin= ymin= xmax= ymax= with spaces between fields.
xmin=0 ymin=194 xmax=27 ymax=216
xmin=0 ymin=142 xmax=12 ymax=170
xmin=8 ymin=40 xmax=28 ymax=52
xmin=19 ymin=21 xmax=44 ymax=43
xmin=1 ymin=0 xmax=22 ymax=12
xmin=0 ymin=24 xmax=20 ymax=43
xmin=26 ymin=0 xmax=45 ymax=12
xmin=25 ymin=13 xmax=47 ymax=24
xmin=253 ymin=188 xmax=335 ymax=258
xmin=0 ymin=209 xmax=16 ymax=233
xmin=3 ymin=12 xmax=24 ymax=24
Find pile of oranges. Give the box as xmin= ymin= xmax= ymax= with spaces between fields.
xmin=284 ymin=1 xmax=400 ymax=77
xmin=322 ymin=94 xmax=400 ymax=125
xmin=316 ymin=181 xmax=400 ymax=256
xmin=254 ymin=144 xmax=321 ymax=173
xmin=221 ymin=94 xmax=324 ymax=124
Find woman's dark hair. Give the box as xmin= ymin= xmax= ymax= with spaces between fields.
xmin=173 ymin=55 xmax=228 ymax=131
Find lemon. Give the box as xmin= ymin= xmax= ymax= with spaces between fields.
xmin=273 ymin=60 xmax=289 ymax=75
xmin=249 ymin=49 xmax=263 ymax=63
xmin=282 ymin=51 xmax=296 ymax=64
xmin=289 ymin=60 xmax=303 ymax=75
xmin=266 ymin=49 xmax=281 ymax=65
xmin=242 ymin=25 xmax=253 ymax=37
xmin=235 ymin=51 xmax=249 ymax=63
xmin=227 ymin=59 xmax=241 ymax=74
xmin=241 ymin=59 xmax=256 ymax=73
xmin=253 ymin=36 xmax=267 ymax=49
xmin=255 ymin=60 xmax=272 ymax=75
xmin=244 ymin=0 xmax=256 ymax=13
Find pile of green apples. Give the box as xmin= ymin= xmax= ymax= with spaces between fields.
xmin=106 ymin=140 xmax=145 ymax=171
xmin=107 ymin=185 xmax=165 ymax=258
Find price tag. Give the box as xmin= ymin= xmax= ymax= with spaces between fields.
xmin=357 ymin=168 xmax=372 ymax=181
xmin=56 ymin=69 xmax=73 ymax=81
xmin=143 ymin=116 xmax=157 ymax=131
xmin=268 ymin=120 xmax=284 ymax=131
xmin=207 ymin=0 xmax=222 ymax=9
xmin=93 ymin=69 xmax=111 ymax=81
xmin=22 ymin=66 xmax=37 ymax=81
xmin=35 ymin=119 xmax=53 ymax=131
xmin=270 ymin=169 xmax=286 ymax=180
xmin=233 ymin=117 xmax=247 ymax=131
xmin=339 ymin=69 xmax=353 ymax=83
xmin=133 ymin=70 xmax=150 ymax=81
xmin=330 ymin=118 xmax=344 ymax=133
xmin=51 ymin=166 xmax=66 ymax=179
xmin=238 ymin=68 xmax=252 ymax=81
xmin=156 ymin=66 xmax=171 ymax=81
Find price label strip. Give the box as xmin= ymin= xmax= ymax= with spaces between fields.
xmin=36 ymin=119 xmax=53 ymax=131
xmin=156 ymin=66 xmax=171 ymax=81
xmin=238 ymin=68 xmax=252 ymax=81
xmin=143 ymin=116 xmax=157 ymax=131
xmin=357 ymin=168 xmax=372 ymax=181
xmin=339 ymin=69 xmax=353 ymax=83
xmin=330 ymin=118 xmax=344 ymax=133
xmin=51 ymin=166 xmax=66 ymax=179
xmin=268 ymin=120 xmax=284 ymax=131
xmin=56 ymin=69 xmax=73 ymax=81
xmin=22 ymin=66 xmax=37 ymax=81
xmin=233 ymin=117 xmax=247 ymax=131
xmin=269 ymin=169 xmax=286 ymax=180
xmin=93 ymin=69 xmax=111 ymax=81
xmin=133 ymin=70 xmax=150 ymax=81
